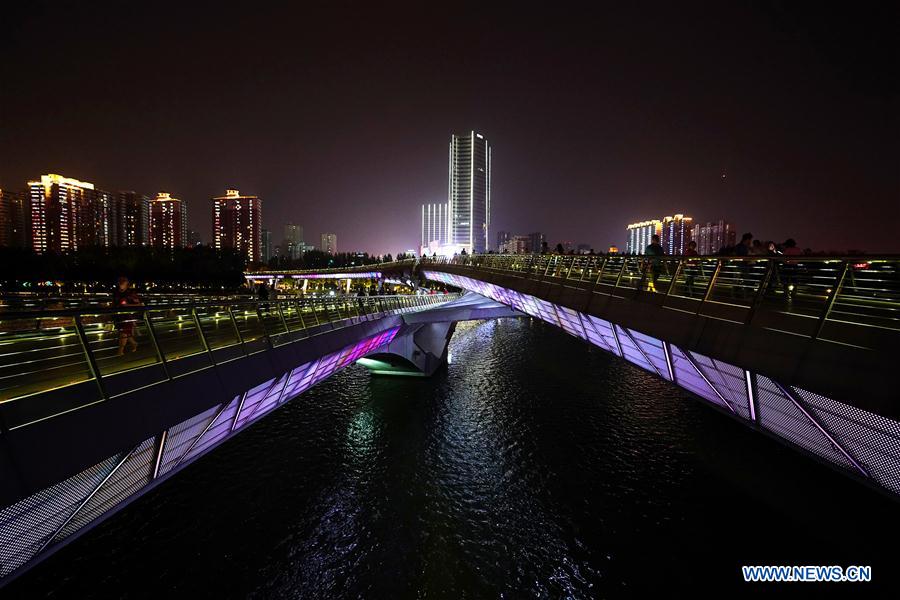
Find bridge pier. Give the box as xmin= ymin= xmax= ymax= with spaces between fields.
xmin=358 ymin=321 xmax=456 ymax=376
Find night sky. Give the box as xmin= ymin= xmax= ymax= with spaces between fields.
xmin=2 ymin=2 xmax=898 ymax=254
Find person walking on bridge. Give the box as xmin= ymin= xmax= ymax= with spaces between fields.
xmin=644 ymin=234 xmax=664 ymax=292
xmin=113 ymin=276 xmax=143 ymax=355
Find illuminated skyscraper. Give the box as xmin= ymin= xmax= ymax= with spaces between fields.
xmin=283 ymin=222 xmax=304 ymax=259
xmin=661 ymin=214 xmax=693 ymax=255
xmin=0 ymin=189 xmax=28 ymax=248
xmin=116 ymin=191 xmax=151 ymax=246
xmin=320 ymin=232 xmax=337 ymax=254
xmin=150 ymin=192 xmax=187 ymax=249
xmin=691 ymin=220 xmax=736 ymax=255
xmin=625 ymin=220 xmax=662 ymax=255
xmin=212 ymin=189 xmax=262 ymax=262
xmin=448 ymin=131 xmax=491 ymax=254
xmin=28 ymin=174 xmax=96 ymax=253
xmin=420 ymin=202 xmax=448 ymax=255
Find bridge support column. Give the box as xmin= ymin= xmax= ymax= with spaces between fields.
xmin=358 ymin=321 xmax=456 ymax=376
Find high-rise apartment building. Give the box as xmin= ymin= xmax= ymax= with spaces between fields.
xmin=150 ymin=192 xmax=187 ymax=249
xmin=625 ymin=220 xmax=662 ymax=255
xmin=88 ymin=189 xmax=117 ymax=248
xmin=496 ymin=230 xmax=511 ymax=251
xmin=320 ymin=232 xmax=337 ymax=254
xmin=499 ymin=235 xmax=529 ymax=254
xmin=282 ymin=223 xmax=304 ymax=259
xmin=420 ymin=202 xmax=448 ymax=255
xmin=212 ymin=189 xmax=262 ymax=262
xmin=116 ymin=191 xmax=151 ymax=246
xmin=661 ymin=214 xmax=693 ymax=256
xmin=691 ymin=220 xmax=736 ymax=256
xmin=284 ymin=223 xmax=303 ymax=244
xmin=527 ymin=232 xmax=546 ymax=253
xmin=0 ymin=189 xmax=28 ymax=248
xmin=28 ymin=174 xmax=96 ymax=253
xmin=448 ymin=131 xmax=491 ymax=254
xmin=261 ymin=229 xmax=273 ymax=262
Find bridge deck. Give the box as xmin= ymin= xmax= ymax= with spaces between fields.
xmin=0 ymin=294 xmax=458 ymax=430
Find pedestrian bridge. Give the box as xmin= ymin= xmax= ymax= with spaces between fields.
xmin=419 ymin=254 xmax=900 ymax=499
xmin=0 ymin=291 xmax=518 ymax=583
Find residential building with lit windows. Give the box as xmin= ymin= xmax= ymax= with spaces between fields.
xmin=150 ymin=192 xmax=187 ymax=249
xmin=448 ymin=131 xmax=491 ymax=254
xmin=211 ymin=189 xmax=262 ymax=262
xmin=320 ymin=232 xmax=337 ymax=254
xmin=116 ymin=191 xmax=151 ymax=246
xmin=28 ymin=173 xmax=96 ymax=253
xmin=283 ymin=222 xmax=304 ymax=259
xmin=0 ymin=188 xmax=28 ymax=248
xmin=691 ymin=219 xmax=736 ymax=255
xmin=625 ymin=220 xmax=662 ymax=255
xmin=661 ymin=214 xmax=693 ymax=255
xmin=499 ymin=235 xmax=529 ymax=254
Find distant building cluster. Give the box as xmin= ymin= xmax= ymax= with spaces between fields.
xmin=0 ymin=174 xmax=158 ymax=253
xmin=261 ymin=223 xmax=336 ymax=264
xmin=419 ymin=131 xmax=491 ymax=256
xmin=0 ymin=173 xmax=281 ymax=263
xmin=625 ymin=214 xmax=735 ymax=256
xmin=495 ymin=231 xmax=546 ymax=254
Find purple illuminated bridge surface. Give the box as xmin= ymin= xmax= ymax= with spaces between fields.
xmin=246 ymin=272 xmax=381 ymax=280
xmin=423 ymin=270 xmax=900 ymax=498
xmin=0 ymin=327 xmax=399 ymax=581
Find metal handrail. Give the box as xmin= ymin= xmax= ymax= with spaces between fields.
xmin=417 ymin=254 xmax=900 ymax=341
xmin=0 ymin=293 xmax=460 ymax=412
xmin=0 ymin=294 xmax=432 ymax=321
xmin=249 ymin=259 xmax=416 ymax=276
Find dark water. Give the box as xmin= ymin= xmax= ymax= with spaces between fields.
xmin=6 ymin=318 xmax=899 ymax=597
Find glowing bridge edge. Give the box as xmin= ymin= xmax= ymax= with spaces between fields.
xmin=0 ymin=327 xmax=400 ymax=582
xmin=422 ymin=270 xmax=900 ymax=497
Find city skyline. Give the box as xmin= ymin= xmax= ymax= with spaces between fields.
xmin=2 ymin=4 xmax=896 ymax=254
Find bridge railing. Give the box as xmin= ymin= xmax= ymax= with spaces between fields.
xmin=249 ymin=259 xmax=417 ymax=277
xmin=0 ymin=293 xmax=459 ymax=418
xmin=421 ymin=254 xmax=899 ymax=349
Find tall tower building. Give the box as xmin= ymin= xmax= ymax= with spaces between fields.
xmin=320 ymin=232 xmax=337 ymax=254
xmin=496 ymin=230 xmax=511 ymax=251
xmin=527 ymin=232 xmax=546 ymax=254
xmin=420 ymin=202 xmax=448 ymax=255
xmin=88 ymin=189 xmax=117 ymax=248
xmin=0 ymin=189 xmax=28 ymax=248
xmin=625 ymin=220 xmax=662 ymax=255
xmin=261 ymin=229 xmax=273 ymax=262
xmin=150 ymin=192 xmax=187 ymax=249
xmin=661 ymin=214 xmax=693 ymax=255
xmin=212 ymin=188 xmax=262 ymax=262
xmin=28 ymin=174 xmax=96 ymax=253
xmin=283 ymin=222 xmax=304 ymax=259
xmin=116 ymin=191 xmax=151 ymax=246
xmin=448 ymin=131 xmax=491 ymax=254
